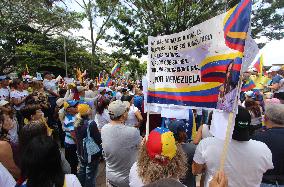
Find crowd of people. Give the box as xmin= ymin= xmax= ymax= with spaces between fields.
xmin=0 ymin=65 xmax=283 ymax=187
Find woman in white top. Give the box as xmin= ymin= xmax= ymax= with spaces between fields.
xmin=193 ymin=111 xmax=213 ymax=145
xmin=121 ymin=95 xmax=143 ymax=128
xmin=0 ymin=162 xmax=16 ymax=187
xmin=95 ymin=98 xmax=111 ymax=130
xmin=19 ymin=136 xmax=81 ymax=187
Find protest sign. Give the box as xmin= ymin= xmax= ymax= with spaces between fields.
xmin=147 ymin=0 xmax=252 ymax=113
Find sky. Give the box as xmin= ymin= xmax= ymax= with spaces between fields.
xmin=62 ymin=0 xmax=284 ymax=66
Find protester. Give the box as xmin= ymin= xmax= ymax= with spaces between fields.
xmin=0 ymin=110 xmax=20 ymax=179
xmin=168 ymin=121 xmax=197 ymax=187
xmin=101 ymin=100 xmax=141 ymax=187
xmin=0 ymin=75 xmax=11 ymax=101
xmin=266 ymin=66 xmax=282 ymax=98
xmin=19 ymin=121 xmax=71 ymax=174
xmin=121 ymin=95 xmax=143 ymax=128
xmin=10 ymin=79 xmax=29 ymax=129
xmin=63 ymin=100 xmax=79 ymax=175
xmin=129 ymin=127 xmax=187 ymax=187
xmin=192 ymin=106 xmax=273 ymax=187
xmin=0 ymin=162 xmax=16 ymax=187
xmin=115 ymin=86 xmax=122 ymax=100
xmin=21 ymin=104 xmax=53 ymax=136
xmin=18 ymin=136 xmax=81 ymax=187
xmin=252 ymin=104 xmax=284 ymax=186
xmin=95 ymin=98 xmax=110 ymax=130
xmin=43 ymin=72 xmax=59 ymax=126
xmin=193 ymin=111 xmax=213 ymax=145
xmin=74 ymin=103 xmax=102 ymax=187
xmin=244 ymin=98 xmax=263 ymax=135
xmin=0 ymin=101 xmax=18 ymax=144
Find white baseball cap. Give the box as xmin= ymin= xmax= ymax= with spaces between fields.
xmin=268 ymin=66 xmax=281 ymax=73
xmin=108 ymin=100 xmax=130 ymax=118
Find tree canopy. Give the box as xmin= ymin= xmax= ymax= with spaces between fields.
xmin=0 ymin=0 xmax=283 ymax=78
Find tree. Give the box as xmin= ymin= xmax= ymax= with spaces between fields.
xmin=107 ymin=0 xmax=284 ymax=57
xmin=0 ymin=0 xmax=83 ymax=73
xmin=74 ymin=0 xmax=118 ymax=64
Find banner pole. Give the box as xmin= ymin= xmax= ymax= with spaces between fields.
xmin=146 ymin=103 xmax=150 ymax=140
xmin=219 ymin=74 xmax=243 ymax=170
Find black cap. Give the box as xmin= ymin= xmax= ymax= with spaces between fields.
xmin=232 ymin=106 xmax=251 ymax=141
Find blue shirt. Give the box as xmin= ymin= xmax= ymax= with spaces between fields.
xmin=272 ymin=74 xmax=282 ymax=84
xmin=252 ymin=128 xmax=284 ymax=181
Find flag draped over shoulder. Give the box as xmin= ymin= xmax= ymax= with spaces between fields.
xmin=241 ymin=79 xmax=256 ymax=91
xmin=111 ymin=63 xmax=120 ymax=77
xmin=223 ymin=0 xmax=252 ymax=52
xmin=253 ymin=55 xmax=263 ymax=75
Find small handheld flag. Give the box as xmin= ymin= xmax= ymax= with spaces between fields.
xmin=111 ymin=63 xmax=120 ymax=77
xmin=241 ymin=79 xmax=256 ymax=92
xmin=253 ymin=54 xmax=263 ymax=75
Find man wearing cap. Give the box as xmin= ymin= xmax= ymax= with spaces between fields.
xmin=192 ymin=106 xmax=273 ymax=187
xmin=101 ymin=100 xmax=141 ymax=187
xmin=266 ymin=66 xmax=282 ymax=98
xmin=0 ymin=76 xmax=11 ymax=101
xmin=63 ymin=100 xmax=79 ymax=175
xmin=252 ymin=104 xmax=284 ymax=186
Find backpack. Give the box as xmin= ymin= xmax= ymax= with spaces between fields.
xmin=83 ymin=121 xmax=101 ymax=163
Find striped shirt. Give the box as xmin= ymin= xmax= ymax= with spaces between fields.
xmin=63 ymin=114 xmax=76 ymax=145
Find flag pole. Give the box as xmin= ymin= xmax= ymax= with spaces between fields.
xmin=145 ymin=103 xmax=150 ymax=140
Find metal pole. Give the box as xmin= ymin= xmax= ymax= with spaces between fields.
xmin=64 ymin=37 xmax=68 ymax=77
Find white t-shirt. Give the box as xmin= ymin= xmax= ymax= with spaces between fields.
xmin=193 ymin=137 xmax=273 ymax=187
xmin=0 ymin=163 xmax=16 ymax=187
xmin=129 ymin=162 xmax=144 ymax=187
xmin=116 ymin=91 xmax=122 ymax=100
xmin=201 ymin=124 xmax=212 ymax=139
xmin=43 ymin=79 xmax=58 ymax=96
xmin=278 ymin=78 xmax=284 ymax=92
xmin=65 ymin=174 xmax=82 ymax=187
xmin=125 ymin=105 xmax=139 ymax=127
xmin=95 ymin=109 xmax=111 ymax=130
xmin=10 ymin=90 xmax=29 ymax=110
xmin=0 ymin=88 xmax=10 ymax=101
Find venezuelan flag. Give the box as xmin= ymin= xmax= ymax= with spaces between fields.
xmin=223 ymin=0 xmax=252 ymax=52
xmin=98 ymin=72 xmax=103 ymax=84
xmin=148 ymin=82 xmax=222 ymax=108
xmin=104 ymin=77 xmax=112 ymax=87
xmin=111 ymin=63 xmax=120 ymax=77
xmin=200 ymin=52 xmax=243 ymax=83
xmin=253 ymin=55 xmax=263 ymax=75
xmin=241 ymin=79 xmax=256 ymax=91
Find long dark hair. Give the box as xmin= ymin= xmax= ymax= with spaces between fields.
xmin=21 ymin=136 xmax=64 ymax=187
xmin=96 ymin=98 xmax=110 ymax=115
xmin=245 ymin=98 xmax=262 ymax=117
xmin=223 ymin=60 xmax=238 ymax=96
xmin=19 ymin=121 xmax=48 ymax=154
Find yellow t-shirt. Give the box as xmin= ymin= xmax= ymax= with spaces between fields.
xmin=250 ymin=74 xmax=271 ymax=90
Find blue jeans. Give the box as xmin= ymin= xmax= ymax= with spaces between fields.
xmin=77 ymin=157 xmax=100 ymax=187
xmin=261 ymin=183 xmax=284 ymax=187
